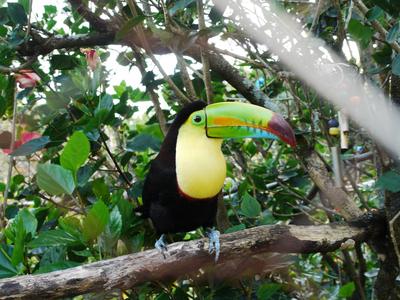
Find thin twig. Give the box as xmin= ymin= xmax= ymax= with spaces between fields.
xmin=39 ymin=193 xmax=83 ymax=214
xmin=100 ymin=131 xmax=132 ymax=188
xmin=176 ymin=54 xmax=197 ymax=101
xmin=133 ymin=49 xmax=168 ymax=135
xmin=2 ymin=83 xmax=18 ymax=228
xmin=25 ymin=0 xmax=33 ymax=39
xmin=353 ymin=0 xmax=400 ymax=53
xmin=127 ymin=0 xmax=191 ymax=104
xmin=197 ymin=0 xmax=213 ymax=104
xmin=0 ymin=56 xmax=38 ymax=74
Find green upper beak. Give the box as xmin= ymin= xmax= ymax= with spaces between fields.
xmin=204 ymin=102 xmax=296 ymax=147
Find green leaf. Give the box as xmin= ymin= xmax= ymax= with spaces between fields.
xmin=10 ymin=136 xmax=50 ymax=157
xmin=347 ymin=19 xmax=374 ymax=48
xmin=60 ymin=131 xmax=90 ymax=174
xmin=50 ymin=55 xmax=80 ymax=70
xmin=7 ymin=3 xmax=27 ymax=25
xmin=392 ymin=54 xmax=400 ymax=76
xmin=126 ymin=133 xmax=161 ymax=152
xmin=100 ymin=206 xmax=122 ymax=251
xmin=18 ymin=208 xmax=37 ymax=238
xmin=257 ymin=283 xmax=281 ymax=299
xmin=45 ymin=91 xmax=71 ymax=110
xmin=387 ymin=22 xmax=400 ymax=43
xmin=82 ymin=200 xmax=110 ymax=241
xmin=240 ymin=193 xmax=261 ymax=218
xmin=224 ymin=224 xmax=246 ymax=233
xmin=17 ymin=0 xmax=29 ymax=13
xmin=339 ymin=282 xmax=355 ymax=297
xmin=40 ymin=246 xmax=66 ymax=267
xmin=376 ymin=170 xmax=400 ymax=192
xmin=5 ymin=208 xmax=38 ymax=244
xmin=0 ymin=246 xmax=18 ymax=278
xmin=117 ymin=198 xmax=133 ymax=235
xmin=11 ymin=217 xmax=25 ymax=267
xmin=116 ymin=15 xmax=146 ymax=40
xmin=108 ymin=205 xmax=122 ymax=238
xmin=94 ymin=94 xmax=113 ymax=123
xmin=36 ymin=164 xmax=75 ymax=195
xmin=0 ymin=95 xmax=5 ymax=118
xmin=116 ymin=52 xmax=134 ymax=66
xmin=44 ymin=5 xmax=57 ymax=15
xmin=28 ymin=229 xmax=81 ymax=248
xmin=36 ymin=261 xmax=80 ymax=274
xmin=92 ymin=178 xmax=110 ymax=202
xmin=169 ymin=0 xmax=196 ymax=15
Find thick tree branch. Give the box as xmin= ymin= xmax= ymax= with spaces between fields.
xmin=67 ymin=0 xmax=112 ymax=32
xmin=0 ymin=213 xmax=385 ymax=299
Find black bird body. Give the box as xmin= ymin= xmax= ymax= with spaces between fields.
xmin=140 ymin=100 xmax=296 ymax=258
xmin=141 ymin=101 xmax=218 ymax=235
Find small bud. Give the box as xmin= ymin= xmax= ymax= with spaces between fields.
xmin=81 ymin=48 xmax=101 ymax=71
xmin=15 ymin=70 xmax=40 ymax=88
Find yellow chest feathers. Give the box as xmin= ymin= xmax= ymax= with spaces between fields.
xmin=175 ymin=122 xmax=226 ymax=199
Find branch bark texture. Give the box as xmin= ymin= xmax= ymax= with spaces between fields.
xmin=0 ymin=215 xmax=385 ymax=299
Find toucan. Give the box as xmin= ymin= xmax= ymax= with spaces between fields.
xmin=140 ymin=101 xmax=296 ymax=260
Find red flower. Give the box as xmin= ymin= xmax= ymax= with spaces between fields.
xmin=15 ymin=70 xmax=41 ymax=88
xmin=2 ymin=132 xmax=41 ymax=154
xmin=81 ymin=48 xmax=101 ymax=71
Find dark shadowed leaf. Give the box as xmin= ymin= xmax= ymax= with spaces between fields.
xmin=387 ymin=22 xmax=400 ymax=43
xmin=0 ymin=8 xmax=9 ymax=25
xmin=7 ymin=3 xmax=27 ymax=25
xmin=50 ymin=55 xmax=80 ymax=70
xmin=376 ymin=170 xmax=400 ymax=192
xmin=169 ymin=0 xmax=195 ymax=15
xmin=126 ymin=133 xmax=161 ymax=152
xmin=393 ymin=54 xmax=400 ymax=76
xmin=37 ymin=164 xmax=75 ymax=195
xmin=366 ymin=6 xmax=383 ymax=21
xmin=10 ymin=136 xmax=50 ymax=157
xmin=240 ymin=193 xmax=261 ymax=218
xmin=0 ymin=246 xmax=18 ymax=278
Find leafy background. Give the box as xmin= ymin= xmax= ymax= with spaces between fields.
xmin=0 ymin=0 xmax=399 ymax=299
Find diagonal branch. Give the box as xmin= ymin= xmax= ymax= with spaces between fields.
xmin=0 ymin=212 xmax=385 ymax=299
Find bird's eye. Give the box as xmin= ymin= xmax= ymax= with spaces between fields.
xmin=193 ymin=115 xmax=202 ymax=123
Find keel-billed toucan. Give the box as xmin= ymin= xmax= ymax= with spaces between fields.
xmin=140 ymin=101 xmax=296 ymax=260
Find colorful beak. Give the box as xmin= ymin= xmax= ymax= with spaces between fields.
xmin=205 ymin=102 xmax=296 ymax=147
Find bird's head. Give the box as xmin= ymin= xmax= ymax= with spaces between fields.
xmin=182 ymin=101 xmax=296 ymax=147
xmin=172 ymin=101 xmax=296 ymax=200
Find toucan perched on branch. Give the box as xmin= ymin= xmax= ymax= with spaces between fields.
xmin=140 ymin=101 xmax=296 ymax=260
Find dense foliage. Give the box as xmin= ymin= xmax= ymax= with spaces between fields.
xmin=0 ymin=0 xmax=399 ymax=299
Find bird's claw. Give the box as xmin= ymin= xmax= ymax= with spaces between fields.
xmin=207 ymin=228 xmax=220 ymax=262
xmin=155 ymin=234 xmax=168 ymax=258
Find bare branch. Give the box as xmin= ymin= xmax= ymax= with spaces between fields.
xmin=0 ymin=214 xmax=385 ymax=299
xmin=197 ymin=0 xmax=213 ymax=104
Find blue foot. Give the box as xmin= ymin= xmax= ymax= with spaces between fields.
xmin=206 ymin=228 xmax=220 ymax=262
xmin=155 ymin=234 xmax=168 ymax=258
